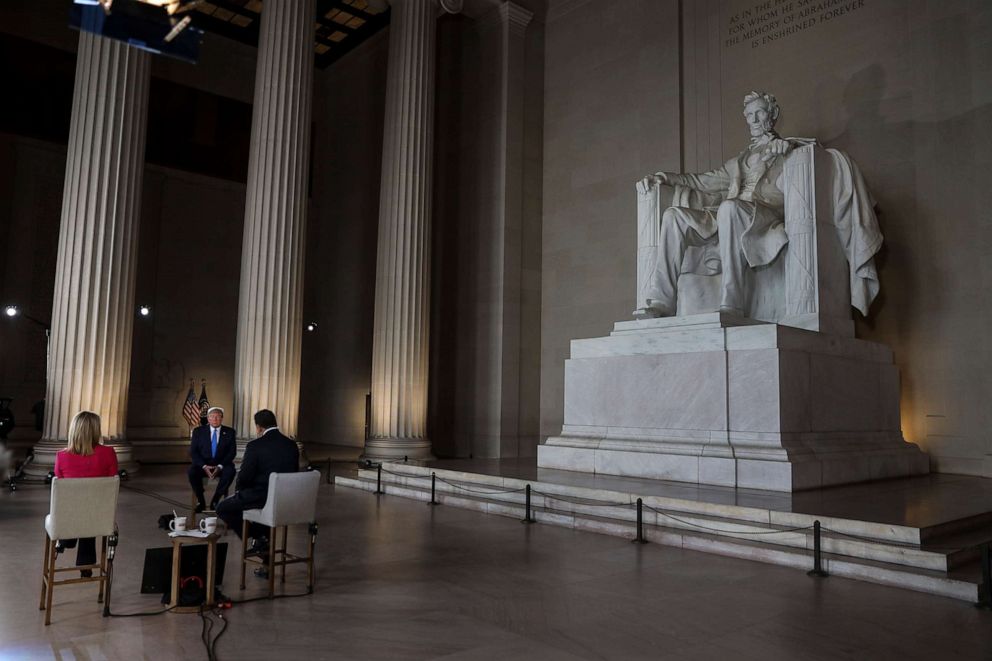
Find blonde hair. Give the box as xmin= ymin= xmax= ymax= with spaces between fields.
xmin=67 ymin=411 xmax=102 ymax=456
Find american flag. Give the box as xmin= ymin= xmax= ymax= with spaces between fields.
xmin=198 ymin=380 xmax=209 ymax=425
xmin=182 ymin=381 xmax=200 ymax=428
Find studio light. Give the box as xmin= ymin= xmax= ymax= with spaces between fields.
xmin=4 ymin=305 xmax=19 ymax=318
xmin=163 ymin=15 xmax=191 ymax=42
xmin=306 ymin=321 xmax=318 ymax=333
xmin=138 ymin=304 xmax=151 ymax=317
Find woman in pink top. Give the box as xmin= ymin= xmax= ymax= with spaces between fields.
xmin=54 ymin=411 xmax=119 ymax=576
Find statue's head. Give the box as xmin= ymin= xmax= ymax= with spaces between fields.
xmin=742 ymin=91 xmax=780 ymax=138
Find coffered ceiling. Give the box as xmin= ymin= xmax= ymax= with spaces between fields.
xmin=190 ymin=0 xmax=389 ymax=68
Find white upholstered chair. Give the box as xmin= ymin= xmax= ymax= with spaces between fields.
xmin=39 ymin=476 xmax=120 ymax=625
xmin=240 ymin=470 xmax=320 ymax=597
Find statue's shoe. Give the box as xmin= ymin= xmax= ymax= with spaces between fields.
xmin=718 ymin=305 xmax=746 ymax=317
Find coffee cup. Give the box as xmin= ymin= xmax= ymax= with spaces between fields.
xmin=199 ymin=516 xmax=218 ymax=534
xmin=169 ymin=516 xmax=187 ymax=532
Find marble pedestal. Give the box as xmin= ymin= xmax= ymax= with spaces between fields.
xmin=538 ymin=313 xmax=929 ymax=492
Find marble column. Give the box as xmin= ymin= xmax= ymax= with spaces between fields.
xmin=365 ymin=0 xmax=457 ymax=461
xmin=480 ymin=2 xmax=534 ymax=458
xmin=27 ymin=32 xmax=151 ymax=479
xmin=232 ymin=0 xmax=315 ymax=454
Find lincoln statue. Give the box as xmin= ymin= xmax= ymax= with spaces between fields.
xmin=632 ymin=90 xmax=884 ymax=325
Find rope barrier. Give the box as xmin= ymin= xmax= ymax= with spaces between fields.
xmin=374 ymin=466 xmax=819 ymax=538
xmin=817 ymin=525 xmax=977 ymax=553
xmin=435 ymin=477 xmax=529 ymax=496
xmin=121 ymin=483 xmax=190 ymax=510
xmin=366 ymin=466 xmax=992 ymax=563
xmin=532 ymin=488 xmax=639 ymax=507
xmin=377 ymin=467 xmax=529 ymax=495
xmin=641 ymin=502 xmax=815 ymax=536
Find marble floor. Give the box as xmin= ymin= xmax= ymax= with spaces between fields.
xmin=2 ymin=465 xmax=992 ymax=660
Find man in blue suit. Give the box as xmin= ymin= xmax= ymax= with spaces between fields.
xmin=188 ymin=406 xmax=236 ymax=512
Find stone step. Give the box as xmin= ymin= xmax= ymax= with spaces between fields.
xmin=922 ymin=524 xmax=992 ymax=570
xmin=352 ymin=465 xmax=979 ymax=573
xmin=919 ymin=510 xmax=992 ymax=544
xmin=336 ymin=467 xmax=987 ymax=602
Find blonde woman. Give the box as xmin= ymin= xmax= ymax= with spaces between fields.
xmin=53 ymin=411 xmax=119 ymax=576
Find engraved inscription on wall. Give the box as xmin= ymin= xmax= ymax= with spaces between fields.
xmin=725 ymin=0 xmax=866 ymax=50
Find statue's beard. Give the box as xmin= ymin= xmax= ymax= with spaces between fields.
xmin=749 ymin=126 xmax=778 ymax=145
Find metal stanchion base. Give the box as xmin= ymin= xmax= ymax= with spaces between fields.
xmin=807 ymin=569 xmax=829 ymax=578
xmin=975 ymin=585 xmax=992 ymax=610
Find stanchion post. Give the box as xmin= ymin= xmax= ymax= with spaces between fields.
xmin=976 ymin=542 xmax=992 ymax=610
xmin=374 ymin=463 xmax=384 ymax=495
xmin=428 ymin=472 xmax=439 ymax=506
xmin=807 ymin=520 xmax=828 ymax=577
xmin=520 ymin=484 xmax=535 ymax=524
xmin=632 ymin=498 xmax=648 ymax=544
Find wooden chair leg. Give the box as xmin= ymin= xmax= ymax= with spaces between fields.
xmin=97 ymin=537 xmax=107 ymax=603
xmin=307 ymin=527 xmax=315 ymax=594
xmin=239 ymin=520 xmax=248 ymax=590
xmin=267 ymin=530 xmax=275 ymax=598
xmin=104 ymin=552 xmax=115 ymax=617
xmin=39 ymin=535 xmax=51 ymax=610
xmin=44 ymin=540 xmax=57 ymax=625
xmin=280 ymin=527 xmax=287 ymax=584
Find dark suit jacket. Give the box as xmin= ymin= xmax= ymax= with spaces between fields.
xmin=235 ymin=428 xmax=299 ymax=507
xmin=190 ymin=424 xmax=237 ymax=469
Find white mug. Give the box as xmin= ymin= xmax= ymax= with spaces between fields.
xmin=199 ymin=516 xmax=218 ymax=534
xmin=169 ymin=516 xmax=188 ymax=532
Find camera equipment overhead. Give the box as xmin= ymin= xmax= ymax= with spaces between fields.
xmin=71 ymin=0 xmax=205 ymax=64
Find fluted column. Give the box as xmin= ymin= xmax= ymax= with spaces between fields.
xmin=366 ymin=0 xmax=456 ymax=461
xmin=27 ymin=32 xmax=151 ymax=479
xmin=232 ymin=0 xmax=314 ymax=454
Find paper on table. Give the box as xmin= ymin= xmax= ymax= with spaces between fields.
xmin=168 ymin=530 xmax=211 ymax=538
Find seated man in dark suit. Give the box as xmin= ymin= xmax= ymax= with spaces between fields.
xmin=216 ymin=409 xmax=298 ymax=573
xmin=188 ymin=406 xmax=237 ymax=512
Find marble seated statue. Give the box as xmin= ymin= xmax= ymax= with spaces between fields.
xmin=634 ymin=91 xmax=883 ymax=336
xmin=538 ymin=92 xmax=929 ymax=491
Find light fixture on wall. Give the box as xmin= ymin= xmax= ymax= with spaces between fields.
xmin=305 ymin=321 xmax=318 ymax=333
xmin=137 ymin=304 xmax=152 ymax=318
xmin=3 ymin=304 xmax=49 ymax=330
xmin=3 ymin=305 xmax=52 ymax=401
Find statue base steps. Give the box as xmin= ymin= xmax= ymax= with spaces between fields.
xmin=538 ymin=313 xmax=929 ymax=492
xmin=335 ymin=463 xmax=988 ymax=602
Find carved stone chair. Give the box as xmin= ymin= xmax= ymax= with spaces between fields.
xmin=636 ymin=144 xmax=856 ymax=337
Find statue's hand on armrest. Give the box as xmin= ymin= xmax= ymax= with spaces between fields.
xmin=636 ymin=172 xmax=668 ymax=195
xmin=761 ymin=138 xmax=793 ymax=163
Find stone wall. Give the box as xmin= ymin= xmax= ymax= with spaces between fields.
xmin=540 ymin=0 xmax=683 ymax=439
xmin=540 ymin=0 xmax=992 ymax=476
xmin=430 ymin=8 xmax=545 ymax=458
xmin=298 ymin=31 xmax=389 ymax=449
